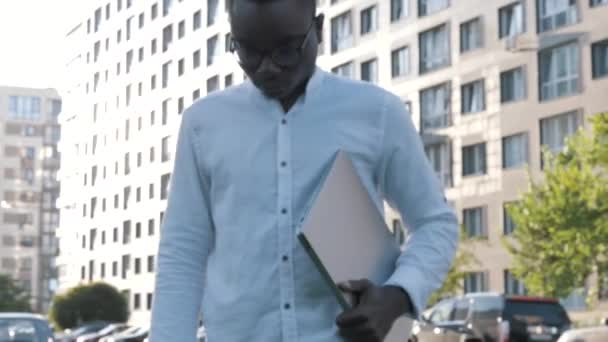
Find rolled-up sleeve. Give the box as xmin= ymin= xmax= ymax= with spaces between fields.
xmin=379 ymin=92 xmax=459 ymax=318
xmin=150 ymin=110 xmax=214 ymax=342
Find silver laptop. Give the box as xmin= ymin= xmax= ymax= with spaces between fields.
xmin=297 ymin=150 xmax=413 ymax=342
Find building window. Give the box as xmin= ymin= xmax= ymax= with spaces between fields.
xmin=208 ymin=0 xmax=219 ymax=26
xmin=332 ymin=62 xmax=354 ymax=79
xmin=591 ymin=0 xmax=608 ymax=7
xmin=161 ymin=173 xmax=171 ymax=200
xmin=540 ymin=111 xmax=581 ymax=155
xmin=162 ymin=99 xmax=170 ymax=125
xmin=162 ymin=24 xmax=173 ymax=52
xmin=537 ymin=0 xmax=578 ymax=33
xmin=503 ymin=203 xmax=517 ymax=235
xmin=148 ymin=218 xmax=155 ymax=235
xmin=331 ymin=11 xmax=353 ymax=54
xmin=134 ymin=258 xmax=141 ymax=274
xmin=419 ymin=24 xmax=450 ymax=73
xmin=460 ymin=17 xmax=483 ymax=53
xmin=178 ymin=20 xmax=185 ymax=39
xmin=8 ymin=96 xmax=41 ymax=120
xmin=425 ymin=141 xmax=452 ymax=188
xmin=504 ymin=270 xmax=527 ymax=295
xmin=461 ymin=79 xmax=485 ymax=114
xmin=418 ymin=0 xmax=449 ymax=17
xmin=463 ymin=207 xmax=486 ymax=238
xmin=462 ymin=142 xmax=486 ymax=176
xmin=420 ymin=82 xmax=451 ymax=131
xmin=162 ymin=61 xmax=171 ymax=89
xmin=193 ymin=10 xmax=202 ymax=30
xmin=464 ymin=272 xmax=488 ymax=293
xmin=126 ymin=16 xmax=133 ymax=41
xmin=178 ymin=58 xmax=185 ymax=76
xmin=224 ymin=74 xmax=233 ymax=88
xmin=360 ymin=58 xmax=378 ymax=83
xmin=592 ymin=39 xmax=608 ymax=79
xmin=207 ymin=35 xmax=219 ymax=66
xmin=151 ymin=38 xmax=157 ymax=55
xmin=193 ymin=50 xmax=201 ymax=69
xmin=163 ymin=0 xmax=172 ymax=17
xmin=499 ymin=2 xmax=525 ymax=38
xmin=122 ymin=221 xmax=131 ymax=244
xmin=500 ymin=67 xmax=526 ymax=103
xmin=207 ymin=76 xmax=220 ymax=93
xmin=148 ymin=255 xmax=155 ymax=272
xmin=147 ymin=293 xmax=153 ymax=310
xmin=151 ymin=3 xmax=158 ymax=20
xmin=539 ymin=42 xmax=580 ymax=101
xmin=391 ymin=0 xmax=408 ymax=22
xmin=360 ymin=5 xmax=378 ymax=35
xmin=193 ymin=89 xmax=201 ymax=100
xmin=503 ymin=133 xmax=528 ymax=169
xmin=112 ymin=261 xmax=118 ymax=276
xmin=391 ymin=46 xmax=410 ymax=78
xmin=139 ymin=13 xmax=145 ymax=28
xmin=178 ymin=97 xmax=184 ymax=115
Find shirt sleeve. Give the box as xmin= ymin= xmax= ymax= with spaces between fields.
xmin=378 ymin=92 xmax=459 ymax=318
xmin=149 ymin=110 xmax=214 ymax=342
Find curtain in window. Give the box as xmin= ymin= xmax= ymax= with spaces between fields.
xmin=509 ymin=3 xmax=524 ymax=36
xmin=463 ymin=81 xmax=484 ymax=113
xmin=421 ymin=26 xmax=448 ymax=71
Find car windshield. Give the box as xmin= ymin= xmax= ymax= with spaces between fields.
xmin=0 ymin=318 xmax=40 ymax=342
xmin=504 ymin=300 xmax=570 ymax=326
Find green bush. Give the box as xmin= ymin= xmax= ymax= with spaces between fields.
xmin=49 ymin=282 xmax=129 ymax=330
xmin=0 ymin=275 xmax=31 ymax=312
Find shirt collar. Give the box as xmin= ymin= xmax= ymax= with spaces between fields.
xmin=246 ymin=66 xmax=326 ymax=107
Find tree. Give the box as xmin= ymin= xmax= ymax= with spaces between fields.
xmin=427 ymin=226 xmax=481 ymax=307
xmin=505 ymin=113 xmax=608 ymax=300
xmin=49 ymin=282 xmax=129 ymax=330
xmin=0 ymin=274 xmax=31 ymax=312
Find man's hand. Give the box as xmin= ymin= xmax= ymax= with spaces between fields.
xmin=336 ymin=279 xmax=413 ymax=342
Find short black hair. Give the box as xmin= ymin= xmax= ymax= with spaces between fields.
xmin=227 ymin=0 xmax=317 ymax=18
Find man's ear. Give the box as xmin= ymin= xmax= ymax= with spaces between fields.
xmin=315 ymin=13 xmax=324 ymax=43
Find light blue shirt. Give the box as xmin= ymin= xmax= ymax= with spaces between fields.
xmin=150 ymin=67 xmax=458 ymax=342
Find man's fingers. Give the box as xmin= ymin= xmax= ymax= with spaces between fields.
xmin=338 ymin=279 xmax=373 ymax=293
xmin=338 ymin=321 xmax=376 ymax=340
xmin=336 ymin=308 xmax=369 ymax=327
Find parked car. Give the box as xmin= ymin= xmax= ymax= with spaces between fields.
xmin=59 ymin=321 xmax=109 ymax=342
xmin=411 ymin=292 xmax=572 ymax=342
xmin=557 ymin=318 xmax=608 ymax=342
xmin=102 ymin=326 xmax=148 ymax=342
xmin=0 ymin=312 xmax=55 ymax=342
xmin=76 ymin=323 xmax=130 ymax=342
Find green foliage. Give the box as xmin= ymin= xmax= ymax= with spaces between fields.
xmin=0 ymin=274 xmax=31 ymax=312
xmin=505 ymin=113 xmax=608 ymax=300
xmin=428 ymin=226 xmax=481 ymax=307
xmin=49 ymin=282 xmax=129 ymax=330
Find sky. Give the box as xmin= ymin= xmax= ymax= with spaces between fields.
xmin=0 ymin=0 xmax=83 ymax=90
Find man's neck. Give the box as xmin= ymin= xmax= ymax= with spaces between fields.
xmin=279 ymin=77 xmax=309 ymax=113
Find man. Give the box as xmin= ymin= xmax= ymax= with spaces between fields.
xmin=150 ymin=0 xmax=458 ymax=341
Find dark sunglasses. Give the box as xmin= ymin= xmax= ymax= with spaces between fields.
xmin=229 ymin=15 xmax=322 ymax=71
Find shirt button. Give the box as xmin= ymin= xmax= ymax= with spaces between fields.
xmin=280 ymin=161 xmax=287 ymax=167
xmin=281 ymin=119 xmax=287 ymax=125
xmin=284 ymin=303 xmax=291 ymax=310
xmin=281 ymin=208 xmax=287 ymax=214
xmin=282 ymin=255 xmax=289 ymax=262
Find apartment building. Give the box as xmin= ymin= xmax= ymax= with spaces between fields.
xmin=58 ymin=0 xmax=608 ymax=325
xmin=0 ymin=86 xmax=62 ymax=313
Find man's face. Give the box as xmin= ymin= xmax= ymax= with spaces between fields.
xmin=230 ymin=0 xmax=322 ymax=99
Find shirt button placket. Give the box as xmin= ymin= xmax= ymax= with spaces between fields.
xmin=277 ymin=114 xmax=296 ymax=341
